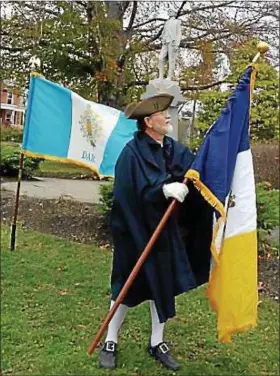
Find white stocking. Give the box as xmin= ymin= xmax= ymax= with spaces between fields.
xmin=150 ymin=300 xmax=165 ymax=347
xmin=105 ymin=300 xmax=129 ymax=343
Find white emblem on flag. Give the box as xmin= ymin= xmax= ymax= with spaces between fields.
xmin=79 ymin=104 xmax=103 ymax=148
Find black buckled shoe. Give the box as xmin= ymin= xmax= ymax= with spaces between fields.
xmin=99 ymin=341 xmax=117 ymax=369
xmin=148 ymin=341 xmax=180 ymax=371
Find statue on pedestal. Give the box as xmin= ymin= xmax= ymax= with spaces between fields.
xmin=142 ymin=10 xmax=184 ymax=140
xmin=158 ymin=10 xmax=181 ymax=81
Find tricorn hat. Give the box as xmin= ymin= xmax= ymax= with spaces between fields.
xmin=125 ymin=94 xmax=174 ymax=120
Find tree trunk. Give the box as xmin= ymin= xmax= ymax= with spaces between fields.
xmin=96 ymin=1 xmax=129 ymax=109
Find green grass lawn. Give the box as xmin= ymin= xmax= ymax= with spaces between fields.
xmin=1 ymin=142 xmax=94 ymax=179
xmin=36 ymin=160 xmax=95 ymax=178
xmin=1 ymin=226 xmax=279 ymax=376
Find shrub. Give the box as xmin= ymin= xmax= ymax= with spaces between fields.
xmin=189 ymin=139 xmax=279 ymax=189
xmin=256 ymin=182 xmax=279 ymax=230
xmin=1 ymin=127 xmax=23 ymax=143
xmin=97 ymin=180 xmax=114 ymax=217
xmin=256 ymin=182 xmax=279 ymax=256
xmin=1 ymin=143 xmax=41 ymax=177
xmin=252 ymin=143 xmax=279 ymax=189
xmin=189 ymin=132 xmax=203 ymax=153
xmin=97 ymin=179 xmax=279 ymax=256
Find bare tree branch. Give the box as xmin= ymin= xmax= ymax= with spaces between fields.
xmin=126 ymin=80 xmax=148 ymax=87
xmin=105 ymin=1 xmax=130 ymax=20
xmin=2 ymin=1 xmax=278 ymax=106
xmin=132 ymin=17 xmax=166 ymax=30
xmin=2 ymin=43 xmax=91 ymax=60
xmin=22 ymin=3 xmax=59 ymax=17
xmin=126 ymin=1 xmax=137 ymax=31
xmin=126 ymin=79 xmax=226 ymax=92
xmin=180 ymin=1 xmax=236 ymax=16
xmin=181 ymin=80 xmax=226 ymax=92
xmin=120 ymin=1 xmax=131 ymax=17
xmin=177 ymin=2 xmax=187 ymax=17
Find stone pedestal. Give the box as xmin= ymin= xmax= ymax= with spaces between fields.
xmin=141 ymin=78 xmax=185 ymax=141
xmin=178 ymin=117 xmax=192 ymax=146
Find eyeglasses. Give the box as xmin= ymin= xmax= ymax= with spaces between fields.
xmin=149 ymin=110 xmax=169 ymax=118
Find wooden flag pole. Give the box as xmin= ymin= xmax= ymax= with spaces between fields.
xmin=87 ymin=177 xmax=188 ymax=355
xmin=10 ymin=152 xmax=24 ymax=251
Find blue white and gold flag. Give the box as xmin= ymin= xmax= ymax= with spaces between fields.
xmin=22 ymin=75 xmax=136 ymax=176
xmin=186 ymin=65 xmax=258 ymax=342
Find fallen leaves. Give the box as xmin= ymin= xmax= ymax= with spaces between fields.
xmin=57 ymin=289 xmax=70 ymax=296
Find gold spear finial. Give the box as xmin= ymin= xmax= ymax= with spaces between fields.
xmin=252 ymin=42 xmax=269 ymax=63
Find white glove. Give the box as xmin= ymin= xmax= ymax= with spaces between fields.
xmin=162 ymin=182 xmax=189 ymax=203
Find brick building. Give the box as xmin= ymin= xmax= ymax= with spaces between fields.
xmin=0 ymin=83 xmax=25 ymax=128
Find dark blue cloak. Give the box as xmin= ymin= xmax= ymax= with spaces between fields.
xmin=110 ymin=131 xmax=213 ymax=323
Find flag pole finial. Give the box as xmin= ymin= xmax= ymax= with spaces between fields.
xmin=257 ymin=41 xmax=269 ymax=54
xmin=252 ymin=42 xmax=269 ymax=63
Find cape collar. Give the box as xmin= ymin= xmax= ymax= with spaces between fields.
xmin=134 ymin=131 xmax=172 ymax=170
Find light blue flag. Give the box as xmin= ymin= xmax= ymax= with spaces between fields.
xmin=22 ymin=75 xmax=137 ymax=176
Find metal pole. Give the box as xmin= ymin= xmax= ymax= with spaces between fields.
xmin=9 ymin=58 xmax=42 ymax=251
xmin=191 ymin=97 xmax=197 ymax=137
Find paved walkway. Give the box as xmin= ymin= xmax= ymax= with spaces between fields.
xmin=2 ymin=178 xmax=106 ymax=203
xmin=3 ymin=178 xmax=279 ymax=245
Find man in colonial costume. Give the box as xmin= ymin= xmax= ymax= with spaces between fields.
xmin=99 ymin=94 xmax=212 ymax=371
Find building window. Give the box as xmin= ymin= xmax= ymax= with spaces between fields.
xmin=7 ymin=92 xmax=13 ymax=104
xmin=6 ymin=112 xmax=12 ymax=125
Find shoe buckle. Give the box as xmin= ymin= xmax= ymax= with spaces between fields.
xmin=105 ymin=342 xmax=115 ymax=352
xmin=159 ymin=343 xmax=169 ymax=354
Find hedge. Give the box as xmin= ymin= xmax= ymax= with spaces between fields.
xmin=1 ymin=143 xmax=41 ymax=177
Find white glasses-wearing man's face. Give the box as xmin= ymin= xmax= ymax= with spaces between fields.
xmin=145 ymin=110 xmax=173 ymax=136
